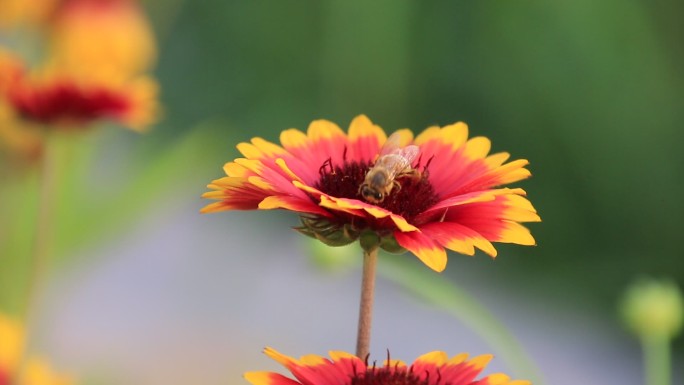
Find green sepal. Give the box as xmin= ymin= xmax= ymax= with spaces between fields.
xmin=380 ymin=235 xmax=406 ymax=254
xmin=295 ymin=216 xmax=360 ymax=247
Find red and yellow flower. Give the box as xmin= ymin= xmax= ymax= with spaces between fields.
xmin=245 ymin=347 xmax=530 ymax=385
xmin=0 ymin=314 xmax=73 ymax=385
xmin=3 ymin=66 xmax=157 ymax=130
xmin=202 ymin=115 xmax=540 ymax=272
xmin=0 ymin=0 xmax=159 ymax=131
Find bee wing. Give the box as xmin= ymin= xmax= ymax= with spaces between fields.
xmin=378 ymin=131 xmax=404 ymax=157
xmin=396 ymin=145 xmax=420 ymax=165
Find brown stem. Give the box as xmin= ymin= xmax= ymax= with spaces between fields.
xmin=355 ymin=247 xmax=378 ymax=359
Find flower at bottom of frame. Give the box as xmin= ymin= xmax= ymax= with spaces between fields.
xmin=244 ymin=347 xmax=530 ymax=385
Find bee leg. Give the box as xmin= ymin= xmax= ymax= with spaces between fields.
xmin=393 ymin=180 xmax=402 ymax=192
xmin=405 ymin=168 xmax=422 ymax=181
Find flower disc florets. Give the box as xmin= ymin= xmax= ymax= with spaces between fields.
xmin=315 ymin=158 xmax=439 ymax=225
xmin=202 ymin=115 xmax=540 ymax=272
xmin=351 ymin=365 xmax=430 ymax=385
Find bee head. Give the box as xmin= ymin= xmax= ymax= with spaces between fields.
xmin=360 ymin=185 xmax=385 ymax=203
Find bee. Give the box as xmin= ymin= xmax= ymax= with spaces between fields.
xmin=358 ymin=132 xmax=420 ymax=203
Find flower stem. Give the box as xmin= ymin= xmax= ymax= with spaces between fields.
xmin=642 ymin=335 xmax=670 ymax=385
xmin=10 ymin=135 xmax=59 ymax=385
xmin=355 ymin=247 xmax=378 ymax=359
xmin=21 ymin=134 xmax=59 ymax=327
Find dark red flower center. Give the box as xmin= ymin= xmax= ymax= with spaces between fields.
xmin=10 ymin=82 xmax=130 ymax=126
xmin=351 ymin=366 xmax=434 ymax=385
xmin=314 ymin=156 xmax=439 ymax=224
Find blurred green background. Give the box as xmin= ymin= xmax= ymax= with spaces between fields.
xmin=2 ymin=0 xmax=683 ymax=383
xmin=153 ymin=0 xmax=684 ymax=309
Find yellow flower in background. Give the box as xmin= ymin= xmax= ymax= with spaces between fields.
xmin=245 ymin=347 xmax=530 ymax=385
xmin=0 ymin=315 xmax=23 ymax=382
xmin=0 ymin=314 xmax=73 ymax=385
xmin=202 ymin=115 xmax=539 ymax=272
xmin=47 ymin=0 xmax=157 ymax=82
xmin=0 ymin=0 xmax=58 ymax=29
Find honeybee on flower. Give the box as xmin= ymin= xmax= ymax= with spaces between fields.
xmin=358 ymin=131 xmax=421 ymax=204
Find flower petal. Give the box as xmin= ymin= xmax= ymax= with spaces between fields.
xmin=259 ymin=196 xmax=331 ymax=217
xmin=452 ymin=159 xmax=532 ymax=195
xmin=443 ymin=193 xmax=540 ymax=247
xmin=394 ymin=230 xmax=447 ymax=272
xmin=347 ymin=114 xmax=386 ymax=162
xmin=419 ymin=222 xmax=497 ymax=257
xmin=413 ymin=351 xmax=448 ymax=365
xmin=201 ymin=177 xmax=269 ymax=212
xmin=278 ymin=121 xmax=349 ymax=182
xmin=244 ymin=372 xmax=301 ymax=385
xmin=317 ymin=195 xmax=418 ymax=232
xmin=463 ymin=136 xmax=491 ymax=159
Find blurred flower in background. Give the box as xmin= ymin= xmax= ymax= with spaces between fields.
xmin=620 ymin=278 xmax=682 ymax=385
xmin=245 ymin=347 xmax=529 ymax=385
xmin=621 ymin=278 xmax=683 ymax=341
xmin=202 ymin=115 xmax=539 ymax=272
xmin=0 ymin=0 xmax=159 ymax=132
xmin=48 ymin=0 xmax=157 ymax=81
xmin=0 ymin=313 xmax=73 ymax=385
xmin=0 ymin=2 xmax=160 ymax=384
xmin=0 ymin=0 xmax=57 ymax=30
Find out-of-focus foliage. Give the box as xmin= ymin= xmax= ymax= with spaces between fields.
xmin=153 ymin=0 xmax=684 ymax=305
xmin=0 ymin=121 xmax=234 ymax=313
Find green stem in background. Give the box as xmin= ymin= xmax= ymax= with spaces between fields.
xmin=22 ymin=134 xmax=59 ymax=324
xmin=379 ymin=256 xmax=545 ymax=385
xmin=642 ymin=335 xmax=670 ymax=385
xmin=11 ymin=134 xmax=60 ymax=385
xmin=356 ymin=248 xmax=378 ymax=359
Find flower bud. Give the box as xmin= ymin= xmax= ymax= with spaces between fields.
xmin=620 ymin=278 xmax=683 ymax=340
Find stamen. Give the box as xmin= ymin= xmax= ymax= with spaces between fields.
xmin=319 ymin=158 xmax=334 ymax=176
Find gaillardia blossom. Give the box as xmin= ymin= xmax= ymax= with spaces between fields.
xmin=202 ymin=116 xmax=539 ymax=272
xmin=0 ymin=51 xmax=157 ymax=130
xmin=245 ymin=347 xmax=530 ymax=385
xmin=0 ymin=0 xmax=159 ymax=131
xmin=5 ymin=70 xmax=157 ymax=130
